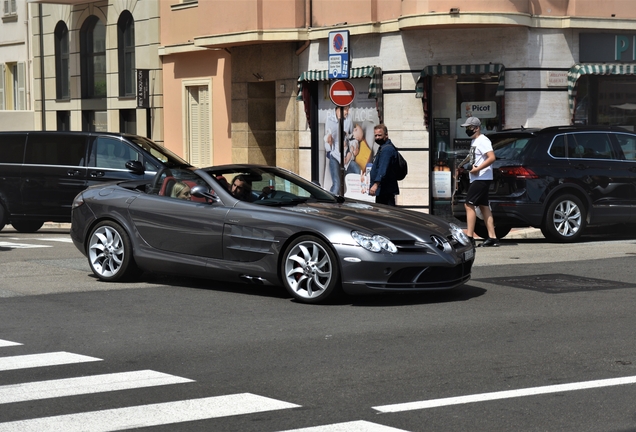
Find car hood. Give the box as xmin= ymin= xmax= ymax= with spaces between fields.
xmin=282 ymin=200 xmax=452 ymax=241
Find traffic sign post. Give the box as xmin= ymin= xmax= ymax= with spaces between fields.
xmin=328 ymin=30 xmax=350 ymax=79
xmin=329 ymin=80 xmax=356 ymax=196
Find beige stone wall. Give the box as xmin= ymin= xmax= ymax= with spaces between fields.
xmin=230 ymin=43 xmax=299 ymax=171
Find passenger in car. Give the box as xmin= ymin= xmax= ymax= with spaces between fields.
xmin=171 ymin=181 xmax=191 ymax=200
xmin=230 ymin=175 xmax=254 ymax=201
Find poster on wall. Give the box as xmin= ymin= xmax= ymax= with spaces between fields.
xmin=318 ymin=79 xmax=379 ymax=202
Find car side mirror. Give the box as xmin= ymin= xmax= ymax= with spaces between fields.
xmin=191 ymin=185 xmax=220 ymax=203
xmin=126 ymin=160 xmax=145 ymax=175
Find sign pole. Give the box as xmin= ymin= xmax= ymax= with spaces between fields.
xmin=338 ymin=106 xmax=345 ymax=196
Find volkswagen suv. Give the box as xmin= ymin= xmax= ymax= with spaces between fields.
xmin=452 ymin=126 xmax=636 ymax=242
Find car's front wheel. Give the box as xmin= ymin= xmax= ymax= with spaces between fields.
xmin=541 ymin=194 xmax=587 ymax=242
xmin=281 ymin=235 xmax=340 ymax=303
xmin=87 ymin=221 xmax=139 ymax=281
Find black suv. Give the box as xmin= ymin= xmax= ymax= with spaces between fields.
xmin=453 ymin=126 xmax=636 ymax=242
xmin=0 ymin=131 xmax=191 ymax=232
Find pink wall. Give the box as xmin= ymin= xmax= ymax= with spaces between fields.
xmin=162 ymin=51 xmax=233 ymax=164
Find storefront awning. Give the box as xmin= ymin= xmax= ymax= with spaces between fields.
xmin=416 ymin=63 xmax=506 ymax=98
xmin=568 ymin=63 xmax=636 ymax=116
xmin=296 ymin=66 xmax=383 ymax=124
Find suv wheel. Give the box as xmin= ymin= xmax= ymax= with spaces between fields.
xmin=542 ymin=194 xmax=587 ymax=242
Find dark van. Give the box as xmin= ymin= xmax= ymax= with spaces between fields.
xmin=0 ymin=131 xmax=191 ymax=232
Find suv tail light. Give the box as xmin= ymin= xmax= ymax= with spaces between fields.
xmin=498 ymin=166 xmax=539 ymax=179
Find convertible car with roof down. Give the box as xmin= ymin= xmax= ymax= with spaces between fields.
xmin=71 ymin=165 xmax=474 ymax=304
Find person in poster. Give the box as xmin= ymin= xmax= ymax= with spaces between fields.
xmin=323 ymin=105 xmax=353 ymax=194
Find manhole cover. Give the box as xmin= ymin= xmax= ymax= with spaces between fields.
xmin=475 ymin=273 xmax=636 ymax=293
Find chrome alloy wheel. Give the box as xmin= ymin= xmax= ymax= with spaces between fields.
xmin=88 ymin=225 xmax=125 ymax=278
xmin=551 ymin=199 xmax=582 ymax=238
xmin=284 ymin=239 xmax=334 ymax=300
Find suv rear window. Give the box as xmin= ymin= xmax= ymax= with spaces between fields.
xmin=25 ymin=134 xmax=87 ymax=166
xmin=491 ymin=134 xmax=534 ymax=160
xmin=0 ymin=134 xmax=26 ymax=163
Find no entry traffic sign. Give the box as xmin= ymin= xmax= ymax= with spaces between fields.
xmin=329 ymin=80 xmax=355 ymax=107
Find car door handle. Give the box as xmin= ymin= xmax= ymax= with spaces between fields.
xmin=574 ymin=163 xmax=589 ymax=170
xmin=629 ymin=166 xmax=636 ymax=173
xmin=90 ymin=171 xmax=105 ymax=178
xmin=67 ymin=170 xmax=82 ymax=177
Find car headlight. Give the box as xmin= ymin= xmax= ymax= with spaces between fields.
xmin=449 ymin=223 xmax=470 ymax=246
xmin=72 ymin=194 xmax=85 ymax=209
xmin=351 ymin=231 xmax=398 ymax=253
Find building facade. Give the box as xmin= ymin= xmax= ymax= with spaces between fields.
xmin=0 ymin=0 xmax=33 ymax=130
xmin=31 ymin=0 xmax=163 ymax=142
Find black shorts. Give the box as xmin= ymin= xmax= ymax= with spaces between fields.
xmin=465 ymin=180 xmax=492 ymax=207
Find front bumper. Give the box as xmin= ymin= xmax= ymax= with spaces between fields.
xmin=334 ymin=243 xmax=474 ymax=296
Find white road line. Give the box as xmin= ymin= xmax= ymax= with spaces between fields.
xmin=0 ymin=393 xmax=300 ymax=432
xmin=0 ymin=370 xmax=193 ymax=404
xmin=373 ymin=375 xmax=636 ymax=413
xmin=0 ymin=340 xmax=21 ymax=348
xmin=8 ymin=237 xmax=72 ymax=243
xmin=0 ymin=242 xmax=51 ymax=249
xmin=0 ymin=352 xmax=101 ymax=371
xmin=280 ymin=420 xmax=410 ymax=431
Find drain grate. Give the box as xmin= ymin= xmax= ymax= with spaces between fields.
xmin=475 ymin=273 xmax=636 ymax=293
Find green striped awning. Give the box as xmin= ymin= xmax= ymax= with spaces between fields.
xmin=568 ymin=63 xmax=636 ymax=114
xmin=416 ymin=63 xmax=506 ymax=97
xmin=296 ymin=66 xmax=381 ymax=101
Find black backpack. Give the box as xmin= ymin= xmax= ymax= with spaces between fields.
xmin=389 ymin=143 xmax=408 ymax=181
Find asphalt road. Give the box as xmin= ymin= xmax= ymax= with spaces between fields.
xmin=0 ymin=224 xmax=635 ymax=431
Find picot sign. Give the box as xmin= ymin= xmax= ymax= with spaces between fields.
xmin=329 ymin=30 xmax=350 ymax=79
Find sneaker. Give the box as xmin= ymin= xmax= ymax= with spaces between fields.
xmin=481 ymin=237 xmax=500 ymax=247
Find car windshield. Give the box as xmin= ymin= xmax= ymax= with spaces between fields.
xmin=203 ymin=166 xmax=337 ymax=205
xmin=491 ymin=134 xmax=535 ymax=160
xmin=127 ymin=135 xmax=191 ymax=168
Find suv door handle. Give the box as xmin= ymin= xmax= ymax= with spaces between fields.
xmin=573 ymin=163 xmax=589 ymax=170
xmin=67 ymin=169 xmax=81 ymax=177
xmin=90 ymin=171 xmax=105 ymax=178
xmin=629 ymin=166 xmax=636 ymax=173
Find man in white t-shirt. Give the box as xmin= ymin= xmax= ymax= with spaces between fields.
xmin=459 ymin=117 xmax=499 ymax=247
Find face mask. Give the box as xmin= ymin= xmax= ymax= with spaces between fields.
xmin=465 ymin=127 xmax=476 ymax=137
xmin=375 ymin=138 xmax=386 ymax=145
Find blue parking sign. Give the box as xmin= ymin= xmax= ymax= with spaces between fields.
xmin=329 ymin=31 xmax=350 ymax=79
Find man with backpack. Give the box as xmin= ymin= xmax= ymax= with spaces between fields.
xmin=369 ymin=124 xmax=403 ymax=206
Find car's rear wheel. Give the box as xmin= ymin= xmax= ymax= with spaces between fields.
xmin=11 ymin=221 xmax=44 ymax=233
xmin=474 ymin=223 xmax=511 ymax=240
xmin=0 ymin=203 xmax=6 ymax=231
xmin=281 ymin=235 xmax=340 ymax=304
xmin=87 ymin=221 xmax=139 ymax=281
xmin=541 ymin=194 xmax=587 ymax=242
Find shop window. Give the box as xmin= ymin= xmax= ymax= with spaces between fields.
xmin=80 ymin=16 xmax=106 ymax=98
xmin=575 ymin=75 xmax=636 ymax=131
xmin=54 ymin=21 xmax=70 ymax=100
xmin=117 ymin=11 xmax=135 ymax=97
xmin=57 ymin=111 xmax=70 ymax=131
xmin=119 ymin=109 xmax=136 ymax=134
xmin=82 ymin=110 xmax=108 ymax=132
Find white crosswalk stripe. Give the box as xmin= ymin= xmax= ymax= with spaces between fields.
xmin=0 ymin=340 xmax=21 ymax=348
xmin=0 ymin=393 xmax=301 ymax=432
xmin=279 ymin=420 xmax=410 ymax=431
xmin=0 ymin=352 xmax=101 ymax=371
xmin=0 ymin=370 xmax=193 ymax=404
xmin=7 ymin=237 xmax=72 ymax=243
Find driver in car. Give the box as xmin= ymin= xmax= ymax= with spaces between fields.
xmin=230 ymin=175 xmax=254 ymax=202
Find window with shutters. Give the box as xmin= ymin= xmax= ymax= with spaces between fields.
xmin=1 ymin=62 xmax=25 ymax=110
xmin=2 ymin=0 xmax=17 ymax=22
xmin=186 ymin=85 xmax=212 ymax=167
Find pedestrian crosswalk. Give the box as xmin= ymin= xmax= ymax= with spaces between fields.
xmin=0 ymin=236 xmax=72 ymax=249
xmin=0 ymin=338 xmax=411 ymax=431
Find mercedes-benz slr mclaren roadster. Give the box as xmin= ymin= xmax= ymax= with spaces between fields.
xmin=71 ymin=165 xmax=474 ymax=304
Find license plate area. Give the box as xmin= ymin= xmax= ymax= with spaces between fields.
xmin=463 ymin=248 xmax=475 ymax=261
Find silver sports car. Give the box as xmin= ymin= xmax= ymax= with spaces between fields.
xmin=70 ymin=165 xmax=475 ymax=304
